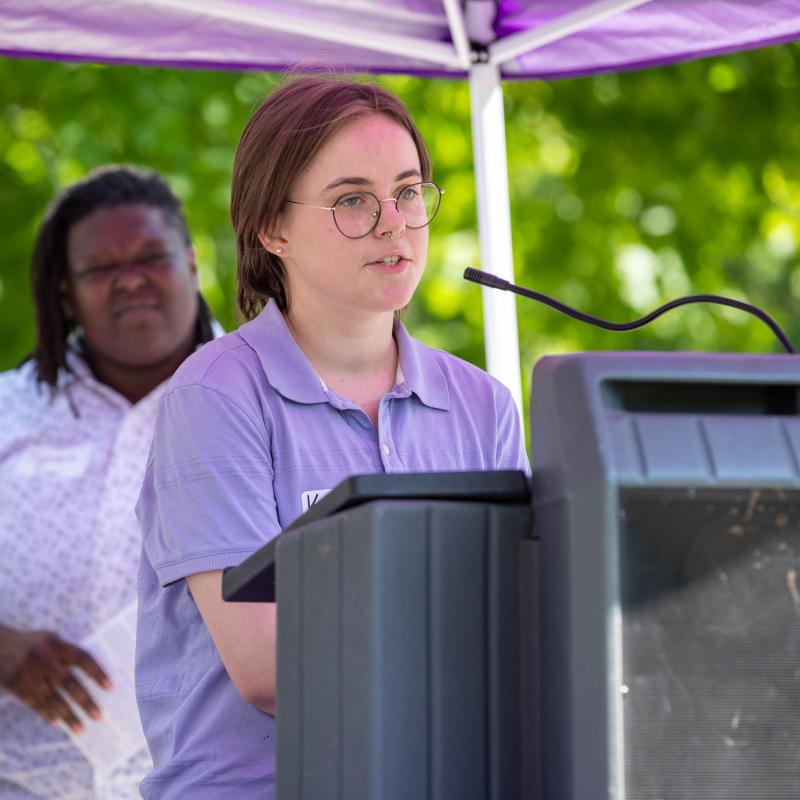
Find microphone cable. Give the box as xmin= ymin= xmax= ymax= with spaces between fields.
xmin=463 ymin=267 xmax=796 ymax=355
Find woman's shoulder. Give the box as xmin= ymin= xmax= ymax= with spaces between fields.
xmin=424 ymin=343 xmax=515 ymax=404
xmin=157 ymin=330 xmax=275 ymax=433
xmin=0 ymin=360 xmax=44 ymax=407
xmin=0 ymin=362 xmax=60 ymax=451
xmin=168 ymin=330 xmax=263 ymax=394
xmin=410 ymin=339 xmax=529 ymax=472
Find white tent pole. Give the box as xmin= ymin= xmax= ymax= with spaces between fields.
xmin=489 ymin=0 xmax=653 ymax=65
xmin=142 ymin=0 xmax=466 ymax=69
xmin=441 ymin=0 xmax=473 ymax=69
xmin=469 ymin=61 xmax=525 ymax=422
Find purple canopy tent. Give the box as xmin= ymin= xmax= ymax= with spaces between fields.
xmin=3 ymin=0 xmax=800 ymax=411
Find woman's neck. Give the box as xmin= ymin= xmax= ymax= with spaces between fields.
xmin=286 ymin=304 xmax=398 ymax=426
xmin=81 ymin=336 xmax=194 ymax=405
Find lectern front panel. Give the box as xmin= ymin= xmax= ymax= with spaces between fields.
xmin=276 ymin=495 xmax=532 ymax=800
xmin=620 ymin=486 xmax=800 ymax=799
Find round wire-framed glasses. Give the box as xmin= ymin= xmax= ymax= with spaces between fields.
xmin=286 ymin=181 xmax=444 ymax=239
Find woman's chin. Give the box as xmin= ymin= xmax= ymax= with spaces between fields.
xmin=382 ymin=292 xmax=417 ymax=315
xmin=381 ymin=279 xmax=421 ymax=313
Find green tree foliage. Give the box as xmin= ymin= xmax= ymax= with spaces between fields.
xmin=2 ymin=46 xmax=799 ymax=413
xmin=0 ymin=61 xmax=282 ymax=368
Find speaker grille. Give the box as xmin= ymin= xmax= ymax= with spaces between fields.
xmin=620 ymin=487 xmax=800 ymax=799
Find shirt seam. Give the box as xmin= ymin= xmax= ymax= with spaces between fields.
xmin=161 ymin=379 xmax=267 ymax=435
xmin=154 ymin=547 xmax=257 ymax=572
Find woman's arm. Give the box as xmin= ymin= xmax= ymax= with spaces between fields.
xmin=186 ymin=571 xmax=277 ymax=715
xmin=140 ymin=377 xmax=281 ymax=714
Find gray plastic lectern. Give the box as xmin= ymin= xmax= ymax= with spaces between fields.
xmin=223 ymin=470 xmax=534 ymax=800
xmin=531 ymin=352 xmax=800 ymax=800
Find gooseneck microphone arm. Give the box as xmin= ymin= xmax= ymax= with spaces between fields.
xmin=463 ymin=267 xmax=796 ymax=355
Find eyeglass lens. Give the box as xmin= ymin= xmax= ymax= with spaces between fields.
xmin=333 ymin=182 xmax=441 ymax=238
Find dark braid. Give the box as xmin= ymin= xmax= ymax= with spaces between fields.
xmin=30 ymin=164 xmax=214 ymax=388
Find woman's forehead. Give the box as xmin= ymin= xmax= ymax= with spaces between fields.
xmin=68 ymin=204 xmax=180 ymax=257
xmin=304 ymin=114 xmax=421 ymax=189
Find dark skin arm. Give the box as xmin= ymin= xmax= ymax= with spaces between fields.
xmin=0 ymin=624 xmax=111 ymax=732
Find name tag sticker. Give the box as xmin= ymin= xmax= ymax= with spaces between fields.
xmin=13 ymin=444 xmax=92 ymax=479
xmin=301 ymin=488 xmax=332 ymax=512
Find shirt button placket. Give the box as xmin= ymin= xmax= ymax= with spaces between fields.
xmin=379 ymin=402 xmax=397 ymax=470
xmin=380 ymin=440 xmax=393 ymax=471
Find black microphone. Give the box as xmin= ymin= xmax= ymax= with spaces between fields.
xmin=463 ymin=267 xmax=796 ymax=354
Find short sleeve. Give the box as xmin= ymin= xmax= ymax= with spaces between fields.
xmin=136 ymin=383 xmax=277 ymax=586
xmin=495 ymin=388 xmax=531 ymax=474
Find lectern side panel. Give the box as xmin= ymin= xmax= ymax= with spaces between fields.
xmin=532 ymin=352 xmax=800 ymax=800
xmin=486 ymin=505 xmax=530 ymax=800
xmin=427 ymin=504 xmax=488 ymax=800
xmin=340 ymin=512 xmax=378 ymax=798
xmin=300 ymin=515 xmax=346 ymax=800
xmin=538 ymin=490 xmax=613 ymax=800
xmin=276 ymin=528 xmax=303 ymax=799
xmin=518 ymin=538 xmax=541 ymax=800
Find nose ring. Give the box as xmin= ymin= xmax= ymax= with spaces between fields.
xmin=382 ymin=230 xmax=395 ymax=240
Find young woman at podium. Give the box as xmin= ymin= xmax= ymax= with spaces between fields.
xmin=135 ymin=75 xmax=529 ymax=798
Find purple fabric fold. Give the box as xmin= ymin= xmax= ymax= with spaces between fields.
xmin=0 ymin=1 xmax=798 ymax=78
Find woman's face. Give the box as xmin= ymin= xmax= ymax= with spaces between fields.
xmin=63 ymin=203 xmax=199 ymax=372
xmin=270 ymin=113 xmax=429 ymax=321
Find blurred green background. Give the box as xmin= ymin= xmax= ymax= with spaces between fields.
xmin=2 ymin=45 xmax=799 ymax=418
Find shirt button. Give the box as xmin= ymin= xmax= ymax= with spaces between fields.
xmin=381 ymin=442 xmax=391 ymax=457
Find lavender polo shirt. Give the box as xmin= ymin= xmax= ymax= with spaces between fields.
xmin=135 ymin=300 xmax=529 ymax=799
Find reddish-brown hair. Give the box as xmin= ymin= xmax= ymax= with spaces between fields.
xmin=231 ymin=74 xmax=432 ymax=320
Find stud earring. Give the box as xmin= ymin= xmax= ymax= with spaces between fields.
xmin=275 ymin=247 xmax=283 ymax=255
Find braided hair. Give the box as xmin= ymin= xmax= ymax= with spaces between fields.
xmin=31 ymin=164 xmax=214 ymax=388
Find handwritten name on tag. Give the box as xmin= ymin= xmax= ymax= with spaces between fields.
xmin=301 ymin=488 xmax=331 ymax=512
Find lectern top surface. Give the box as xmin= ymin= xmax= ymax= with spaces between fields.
xmin=283 ymin=470 xmax=530 ymax=533
xmin=222 ymin=470 xmax=530 ymax=603
xmin=535 ymin=350 xmax=800 ymax=382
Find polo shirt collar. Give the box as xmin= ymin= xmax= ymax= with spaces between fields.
xmin=393 ymin=317 xmax=450 ymax=411
xmin=238 ymin=301 xmax=328 ymax=404
xmin=239 ymin=300 xmax=450 ymax=411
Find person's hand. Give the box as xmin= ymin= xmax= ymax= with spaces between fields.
xmin=0 ymin=626 xmax=111 ymax=732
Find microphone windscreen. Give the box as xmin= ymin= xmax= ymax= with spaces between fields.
xmin=463 ymin=268 xmax=510 ymax=290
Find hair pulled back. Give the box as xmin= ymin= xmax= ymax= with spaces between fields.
xmin=31 ymin=164 xmax=214 ymax=388
xmin=231 ymin=75 xmax=432 ymax=321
